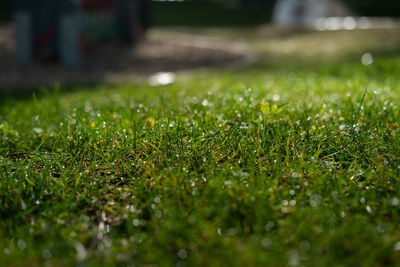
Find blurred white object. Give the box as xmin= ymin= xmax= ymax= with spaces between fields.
xmin=361 ymin=52 xmax=374 ymax=66
xmin=312 ymin=16 xmax=396 ymax=31
xmin=273 ymin=0 xmax=351 ymax=27
xmin=273 ymin=0 xmax=397 ymax=30
xmin=149 ymin=72 xmax=175 ymax=86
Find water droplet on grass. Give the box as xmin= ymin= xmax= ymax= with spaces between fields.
xmin=132 ymin=219 xmax=140 ymax=227
xmin=390 ymin=197 xmax=399 ymax=206
xmin=272 ymin=94 xmax=280 ymax=101
xmin=299 ymin=241 xmax=311 ymax=252
xmin=366 ymin=205 xmax=373 ymax=213
xmin=116 ymin=253 xmax=127 ymax=262
xmin=155 ymin=210 xmax=162 ymax=217
xmin=178 ymin=249 xmax=187 ymax=259
xmin=288 ymin=251 xmax=300 ymax=267
xmin=394 ymin=241 xmax=400 ymax=251
xmin=361 ymin=52 xmax=374 ymax=66
xmin=265 ymin=221 xmax=274 ymax=231
xmin=75 ymin=243 xmax=87 ymax=261
xmin=42 ymin=249 xmax=52 ymax=259
xmin=99 ymin=222 xmax=105 ymax=231
xmin=3 ymin=248 xmax=10 ymax=255
xmin=261 ymin=238 xmax=272 ymax=248
xmin=21 ymin=200 xmax=27 ymax=210
xmin=17 ymin=239 xmax=26 ymax=250
xmin=202 ymin=99 xmax=209 ymax=107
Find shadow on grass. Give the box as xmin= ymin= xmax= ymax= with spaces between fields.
xmin=0 ymin=81 xmax=95 ymax=101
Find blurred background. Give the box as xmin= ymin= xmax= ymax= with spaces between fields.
xmin=0 ymin=0 xmax=400 ymax=92
xmin=1 ymin=0 xmax=400 ymax=26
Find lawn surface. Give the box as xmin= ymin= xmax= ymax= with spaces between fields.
xmin=1 ymin=27 xmax=400 ymax=266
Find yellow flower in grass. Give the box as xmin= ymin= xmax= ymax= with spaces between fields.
xmin=145 ymin=117 xmax=156 ymax=128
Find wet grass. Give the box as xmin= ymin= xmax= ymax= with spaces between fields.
xmin=1 ymin=28 xmax=400 ymax=266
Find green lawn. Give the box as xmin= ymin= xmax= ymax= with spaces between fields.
xmin=1 ymin=27 xmax=400 ymax=266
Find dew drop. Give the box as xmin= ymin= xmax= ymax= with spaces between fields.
xmin=361 ymin=52 xmax=374 ymax=66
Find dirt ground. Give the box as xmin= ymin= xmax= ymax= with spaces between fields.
xmin=0 ymin=24 xmax=256 ymax=89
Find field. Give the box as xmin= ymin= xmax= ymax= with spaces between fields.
xmin=1 ymin=26 xmax=400 ymax=266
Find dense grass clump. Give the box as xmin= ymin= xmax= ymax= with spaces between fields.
xmin=1 ymin=28 xmax=400 ymax=266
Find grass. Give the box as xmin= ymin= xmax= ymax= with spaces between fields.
xmin=1 ymin=27 xmax=400 ymax=266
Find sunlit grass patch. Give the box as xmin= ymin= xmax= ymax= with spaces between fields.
xmin=1 ymin=28 xmax=400 ymax=266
